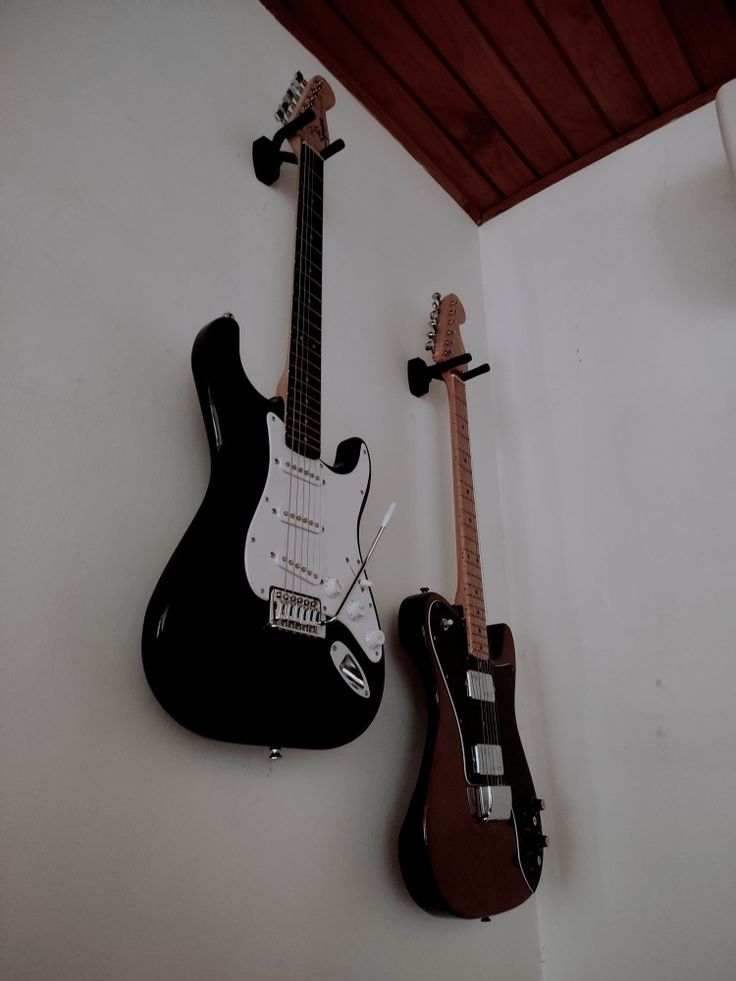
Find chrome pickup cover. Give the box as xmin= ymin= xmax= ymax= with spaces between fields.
xmin=471 ymin=743 xmax=504 ymax=777
xmin=468 ymin=784 xmax=512 ymax=822
xmin=466 ymin=669 xmax=495 ymax=702
xmin=269 ymin=588 xmax=325 ymax=637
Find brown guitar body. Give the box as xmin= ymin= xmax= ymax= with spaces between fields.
xmin=398 ymin=591 xmax=544 ymax=919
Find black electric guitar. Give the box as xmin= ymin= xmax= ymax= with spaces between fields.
xmin=142 ymin=74 xmax=385 ymax=752
xmin=398 ymin=293 xmax=546 ymax=918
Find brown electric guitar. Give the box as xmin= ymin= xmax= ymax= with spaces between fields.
xmin=398 ymin=293 xmax=547 ymax=919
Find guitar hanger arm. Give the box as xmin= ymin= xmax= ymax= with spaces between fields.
xmin=252 ymin=108 xmax=345 ymax=186
xmin=407 ymin=353 xmax=490 ymax=398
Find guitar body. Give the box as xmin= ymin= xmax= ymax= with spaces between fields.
xmin=398 ymin=591 xmax=544 ymax=918
xmin=142 ymin=316 xmax=384 ymax=748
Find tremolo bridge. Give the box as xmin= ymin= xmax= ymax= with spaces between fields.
xmin=269 ymin=588 xmax=326 ymax=638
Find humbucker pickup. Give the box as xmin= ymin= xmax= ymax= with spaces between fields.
xmin=466 ymin=669 xmax=495 ymax=702
xmin=269 ymin=588 xmax=325 ymax=637
xmin=471 ymin=743 xmax=504 ymax=776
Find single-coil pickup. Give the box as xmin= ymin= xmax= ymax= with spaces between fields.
xmin=276 ymin=457 xmax=326 ymax=486
xmin=466 ymin=669 xmax=495 ymax=702
xmin=269 ymin=588 xmax=325 ymax=638
xmin=276 ymin=507 xmax=324 ymax=534
xmin=471 ymin=743 xmax=504 ymax=777
xmin=274 ymin=552 xmax=323 ymax=584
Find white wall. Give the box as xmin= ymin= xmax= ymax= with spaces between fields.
xmin=480 ymin=104 xmax=736 ymax=981
xmin=0 ymin=2 xmax=539 ymax=980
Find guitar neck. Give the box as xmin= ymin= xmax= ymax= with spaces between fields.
xmin=445 ymin=372 xmax=489 ymax=661
xmin=286 ymin=143 xmax=324 ymax=460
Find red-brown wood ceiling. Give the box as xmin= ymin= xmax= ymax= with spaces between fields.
xmin=260 ymin=0 xmax=736 ymax=223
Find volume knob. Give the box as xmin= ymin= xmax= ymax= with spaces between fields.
xmin=324 ymin=578 xmax=343 ymax=598
xmin=347 ymin=600 xmax=367 ymax=621
xmin=365 ymin=629 xmax=385 ymax=650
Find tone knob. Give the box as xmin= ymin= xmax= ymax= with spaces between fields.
xmin=365 ymin=629 xmax=385 ymax=650
xmin=324 ymin=577 xmax=343 ymax=598
xmin=346 ymin=600 xmax=367 ymax=621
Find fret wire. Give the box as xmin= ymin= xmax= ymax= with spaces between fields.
xmin=288 ymin=372 xmax=321 ymax=391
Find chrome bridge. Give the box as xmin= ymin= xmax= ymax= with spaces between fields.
xmin=468 ymin=784 xmax=513 ymax=822
xmin=269 ymin=588 xmax=325 ymax=638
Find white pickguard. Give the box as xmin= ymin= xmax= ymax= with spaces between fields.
xmin=244 ymin=413 xmax=383 ymax=663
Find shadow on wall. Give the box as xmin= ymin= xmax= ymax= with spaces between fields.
xmin=649 ymin=158 xmax=736 ymax=313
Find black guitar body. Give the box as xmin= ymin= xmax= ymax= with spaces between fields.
xmin=398 ymin=591 xmax=544 ymax=918
xmin=142 ymin=316 xmax=384 ymax=749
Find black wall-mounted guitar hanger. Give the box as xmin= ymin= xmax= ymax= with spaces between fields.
xmin=252 ymin=107 xmax=346 ymax=186
xmin=407 ymin=353 xmax=490 ymax=398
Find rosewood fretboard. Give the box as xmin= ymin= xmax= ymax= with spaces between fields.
xmin=286 ymin=143 xmax=324 ymax=460
xmin=445 ymin=371 xmax=489 ymax=661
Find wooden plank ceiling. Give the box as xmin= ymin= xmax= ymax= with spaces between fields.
xmin=260 ymin=0 xmax=736 ymax=223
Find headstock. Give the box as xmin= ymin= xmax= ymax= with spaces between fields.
xmin=274 ymin=71 xmax=335 ymax=159
xmin=408 ymin=292 xmax=487 ymax=398
xmin=426 ymin=292 xmax=467 ymax=366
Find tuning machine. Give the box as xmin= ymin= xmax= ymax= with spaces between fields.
xmin=274 ymin=70 xmax=307 ymax=123
xmin=425 ymin=291 xmax=441 ymax=351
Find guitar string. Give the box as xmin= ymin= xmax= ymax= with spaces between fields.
xmin=304 ymin=143 xmax=318 ymax=603
xmin=459 ymin=373 xmax=501 ymax=781
xmin=294 ymin=142 xmax=312 ymax=593
xmin=301 ymin=143 xmax=321 ymax=603
xmin=449 ymin=372 xmax=489 ymax=761
xmin=286 ymin=139 xmax=309 ymax=596
xmin=295 ymin=144 xmax=308 ymax=598
xmin=453 ymin=373 xmax=495 ymax=781
xmin=465 ymin=375 xmax=502 ymax=785
xmin=283 ymin=141 xmax=300 ymax=597
xmin=312 ymin=149 xmax=325 ymax=608
xmin=453 ymin=372 xmax=501 ymax=784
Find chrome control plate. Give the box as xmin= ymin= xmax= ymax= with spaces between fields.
xmin=468 ymin=784 xmax=512 ymax=822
